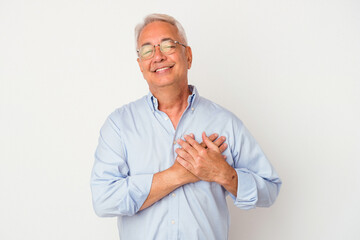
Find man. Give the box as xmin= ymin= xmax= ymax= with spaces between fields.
xmin=91 ymin=13 xmax=281 ymax=240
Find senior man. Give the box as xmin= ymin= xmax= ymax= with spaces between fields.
xmin=91 ymin=13 xmax=282 ymax=240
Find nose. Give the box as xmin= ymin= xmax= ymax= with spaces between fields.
xmin=152 ymin=45 xmax=166 ymax=62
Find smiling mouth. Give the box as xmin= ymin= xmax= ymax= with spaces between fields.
xmin=152 ymin=65 xmax=174 ymax=73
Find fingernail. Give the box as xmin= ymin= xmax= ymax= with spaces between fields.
xmin=214 ymin=133 xmax=218 ymax=137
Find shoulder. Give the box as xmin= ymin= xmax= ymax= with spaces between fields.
xmin=197 ymin=95 xmax=244 ymax=128
xmin=109 ymin=96 xmax=147 ymax=118
xmin=103 ymin=95 xmax=148 ymax=128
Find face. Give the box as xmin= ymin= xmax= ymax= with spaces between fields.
xmin=137 ymin=21 xmax=192 ymax=90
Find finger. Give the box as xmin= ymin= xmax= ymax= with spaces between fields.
xmin=202 ymin=132 xmax=219 ymax=151
xmin=175 ymin=148 xmax=195 ymax=164
xmin=219 ymin=142 xmax=228 ymax=153
xmin=189 ymin=133 xmax=205 ymax=148
xmin=184 ymin=134 xmax=204 ymax=152
xmin=176 ymin=156 xmax=194 ymax=172
xmin=213 ymin=135 xmax=226 ymax=147
xmin=200 ymin=133 xmax=218 ymax=148
xmin=177 ymin=138 xmax=198 ymax=157
xmin=208 ymin=133 xmax=218 ymax=142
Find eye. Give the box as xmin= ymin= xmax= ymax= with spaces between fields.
xmin=161 ymin=40 xmax=176 ymax=53
xmin=140 ymin=45 xmax=154 ymax=58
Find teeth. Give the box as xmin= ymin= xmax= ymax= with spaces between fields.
xmin=155 ymin=67 xmax=170 ymax=72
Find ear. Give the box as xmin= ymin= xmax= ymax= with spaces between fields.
xmin=137 ymin=58 xmax=144 ymax=72
xmin=186 ymin=46 xmax=193 ymax=69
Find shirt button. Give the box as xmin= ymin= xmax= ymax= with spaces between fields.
xmin=173 ymin=141 xmax=176 ymax=145
xmin=172 ymin=193 xmax=176 ymax=197
xmin=171 ymin=220 xmax=175 ymax=224
xmin=191 ymin=107 xmax=194 ymax=111
xmin=164 ymin=117 xmax=168 ymax=120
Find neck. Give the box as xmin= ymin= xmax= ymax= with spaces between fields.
xmin=150 ymin=82 xmax=191 ymax=128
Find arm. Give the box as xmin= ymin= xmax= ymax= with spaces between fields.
xmin=90 ymin=116 xmax=153 ymax=217
xmin=90 ymin=116 xmax=227 ymax=216
xmin=139 ymin=161 xmax=198 ymax=211
xmin=176 ymin=132 xmax=238 ymax=196
xmin=176 ymin=130 xmax=282 ymax=209
xmin=230 ymin=125 xmax=282 ymax=209
xmin=139 ymin=134 xmax=228 ymax=211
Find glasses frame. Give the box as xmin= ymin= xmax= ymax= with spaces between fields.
xmin=137 ymin=39 xmax=187 ymax=60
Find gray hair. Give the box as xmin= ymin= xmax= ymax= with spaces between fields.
xmin=135 ymin=13 xmax=188 ymax=49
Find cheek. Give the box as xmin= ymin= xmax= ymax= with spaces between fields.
xmin=138 ymin=62 xmax=148 ymax=73
xmin=137 ymin=58 xmax=151 ymax=73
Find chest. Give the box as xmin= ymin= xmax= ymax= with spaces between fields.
xmin=120 ymin=107 xmax=235 ymax=175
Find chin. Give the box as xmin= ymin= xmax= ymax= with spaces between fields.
xmin=147 ymin=77 xmax=177 ymax=88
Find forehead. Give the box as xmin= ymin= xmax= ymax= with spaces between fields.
xmin=138 ymin=21 xmax=180 ymax=46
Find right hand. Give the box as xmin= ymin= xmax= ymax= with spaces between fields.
xmin=172 ymin=133 xmax=228 ymax=184
xmin=197 ymin=133 xmax=228 ymax=157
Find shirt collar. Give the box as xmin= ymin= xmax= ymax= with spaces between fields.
xmin=146 ymin=85 xmax=199 ymax=112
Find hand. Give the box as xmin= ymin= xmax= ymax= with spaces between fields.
xmin=171 ymin=133 xmax=226 ymax=184
xmin=192 ymin=133 xmax=228 ymax=156
xmin=175 ymin=132 xmax=233 ymax=183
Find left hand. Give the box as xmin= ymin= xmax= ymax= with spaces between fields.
xmin=175 ymin=132 xmax=233 ymax=183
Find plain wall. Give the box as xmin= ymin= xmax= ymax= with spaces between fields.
xmin=1 ymin=0 xmax=359 ymax=239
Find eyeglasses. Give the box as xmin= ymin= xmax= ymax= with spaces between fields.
xmin=137 ymin=39 xmax=187 ymax=60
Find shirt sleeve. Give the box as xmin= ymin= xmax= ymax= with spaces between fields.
xmin=90 ymin=114 xmax=153 ymax=217
xmin=229 ymin=123 xmax=282 ymax=210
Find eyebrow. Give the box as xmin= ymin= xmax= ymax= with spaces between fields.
xmin=140 ymin=38 xmax=174 ymax=48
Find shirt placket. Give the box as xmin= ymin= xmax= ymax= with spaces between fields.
xmin=168 ymin=107 xmax=194 ymax=239
xmin=151 ymin=94 xmax=195 ymax=240
xmin=153 ymin=109 xmax=178 ymax=239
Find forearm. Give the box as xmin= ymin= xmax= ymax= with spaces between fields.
xmin=139 ymin=162 xmax=198 ymax=211
xmin=139 ymin=170 xmax=179 ymax=210
xmin=91 ymin=172 xmax=153 ymax=217
xmin=215 ymin=165 xmax=238 ymax=197
xmin=227 ymin=168 xmax=282 ymax=209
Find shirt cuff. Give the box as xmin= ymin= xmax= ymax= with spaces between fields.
xmin=128 ymin=173 xmax=154 ymax=213
xmin=229 ymin=168 xmax=258 ymax=210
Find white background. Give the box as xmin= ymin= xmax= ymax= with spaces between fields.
xmin=1 ymin=0 xmax=359 ymax=239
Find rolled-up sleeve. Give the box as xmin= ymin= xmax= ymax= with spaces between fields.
xmin=229 ymin=123 xmax=282 ymax=209
xmin=90 ymin=114 xmax=153 ymax=217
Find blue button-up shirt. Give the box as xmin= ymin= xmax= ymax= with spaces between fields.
xmin=91 ymin=85 xmax=281 ymax=240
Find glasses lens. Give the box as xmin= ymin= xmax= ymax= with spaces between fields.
xmin=160 ymin=40 xmax=176 ymax=54
xmin=139 ymin=45 xmax=154 ymax=59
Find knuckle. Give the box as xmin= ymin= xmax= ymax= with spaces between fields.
xmin=199 ymin=149 xmax=207 ymax=156
xmin=182 ymin=144 xmax=190 ymax=151
xmin=177 ymin=148 xmax=184 ymax=155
